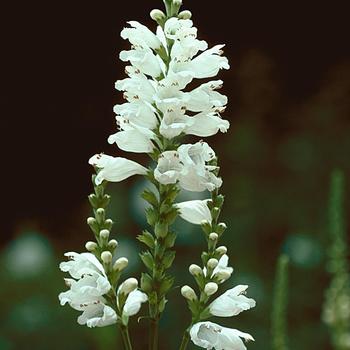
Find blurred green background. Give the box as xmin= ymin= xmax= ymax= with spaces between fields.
xmin=1 ymin=0 xmax=349 ymax=349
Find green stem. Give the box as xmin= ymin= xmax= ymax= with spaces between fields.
xmin=149 ymin=317 xmax=159 ymax=350
xmin=179 ymin=330 xmax=190 ymax=350
xmin=120 ymin=325 xmax=133 ymax=350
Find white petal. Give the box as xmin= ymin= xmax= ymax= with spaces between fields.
xmin=123 ymin=290 xmax=148 ymax=316
xmin=154 ymin=151 xmax=183 ymax=185
xmin=186 ymin=113 xmax=230 ymax=137
xmin=78 ymin=304 xmax=117 ymax=328
xmin=175 ymin=200 xmax=212 ymax=225
xmin=209 ymin=285 xmax=256 ymax=317
xmin=108 ymin=129 xmax=154 ymax=153
xmin=89 ymin=154 xmax=147 ymax=184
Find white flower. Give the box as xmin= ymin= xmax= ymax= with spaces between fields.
xmin=185 ymin=80 xmax=227 ymax=113
xmin=190 ymin=321 xmax=254 ymax=350
xmin=175 ymin=200 xmax=212 ymax=225
xmin=59 ymin=252 xmax=117 ymax=328
xmin=108 ymin=116 xmax=156 ymax=153
xmin=154 ymin=151 xmax=183 ymax=185
xmin=117 ymin=279 xmax=148 ymax=317
xmin=186 ymin=112 xmax=230 ymax=138
xmin=115 ymin=67 xmax=156 ymax=104
xmin=156 ymin=70 xmax=193 ymax=100
xmin=158 ymin=98 xmax=194 ymax=139
xmin=120 ymin=47 xmax=164 ymax=78
xmin=177 ymin=142 xmax=222 ymax=192
xmin=204 ymin=254 xmax=233 ymax=282
xmin=121 ymin=21 xmax=162 ymax=50
xmin=209 ymin=285 xmax=256 ymax=317
xmin=89 ymin=154 xmax=147 ymax=185
xmin=77 ymin=303 xmax=118 ymax=328
xmin=122 ymin=289 xmax=148 ymax=316
xmin=172 ymin=45 xmax=229 ymax=79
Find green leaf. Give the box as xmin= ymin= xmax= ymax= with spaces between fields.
xmin=164 ymin=232 xmax=177 ymax=248
xmin=159 ymin=275 xmax=174 ymax=295
xmin=158 ymin=297 xmax=167 ymax=313
xmin=141 ymin=273 xmax=153 ymax=293
xmin=164 ymin=208 xmax=178 ymax=225
xmin=140 ymin=251 xmax=154 ymax=270
xmin=155 ymin=221 xmax=168 ymax=238
xmin=146 ymin=207 xmax=158 ymax=226
xmin=162 ymin=250 xmax=176 ymax=270
xmin=137 ymin=231 xmax=155 ymax=249
xmin=141 ymin=190 xmax=159 ymax=207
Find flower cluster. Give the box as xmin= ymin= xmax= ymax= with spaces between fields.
xmin=59 ymin=1 xmax=256 ymax=349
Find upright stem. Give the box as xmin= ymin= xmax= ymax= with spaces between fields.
xmin=119 ymin=324 xmax=133 ymax=350
xmin=179 ymin=330 xmax=190 ymax=350
xmin=149 ymin=318 xmax=159 ymax=350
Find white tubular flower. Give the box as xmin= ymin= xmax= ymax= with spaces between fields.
xmin=172 ymin=44 xmax=229 ymax=79
xmin=212 ymin=254 xmax=234 ymax=281
xmin=158 ymin=98 xmax=194 ymax=139
xmin=113 ymin=102 xmax=158 ymax=130
xmin=190 ymin=322 xmax=254 ymax=350
xmin=108 ymin=116 xmax=155 ymax=153
xmin=59 ymin=252 xmax=117 ymax=328
xmin=177 ymin=142 xmax=222 ymax=192
xmin=121 ymin=21 xmax=162 ymax=50
xmin=122 ymin=289 xmax=148 ymax=317
xmin=89 ymin=154 xmax=147 ymax=185
xmin=120 ymin=47 xmax=164 ymax=78
xmin=156 ymin=70 xmax=193 ymax=99
xmin=154 ymin=151 xmax=183 ymax=185
xmin=186 ymin=112 xmax=230 ymax=138
xmin=115 ymin=68 xmax=156 ymax=104
xmin=175 ymin=200 xmax=212 ymax=225
xmin=209 ymin=285 xmax=256 ymax=317
xmin=185 ymin=80 xmax=227 ymax=113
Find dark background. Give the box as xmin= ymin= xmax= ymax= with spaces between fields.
xmin=1 ymin=1 xmax=349 ymax=349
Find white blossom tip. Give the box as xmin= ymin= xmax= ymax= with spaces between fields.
xmin=207 ymin=258 xmax=219 ymax=269
xmin=209 ymin=232 xmax=219 ymax=241
xmin=108 ymin=239 xmax=118 ymax=250
xmin=87 ymin=217 xmax=96 ymax=225
xmin=189 ymin=264 xmax=203 ymax=276
xmin=113 ymin=257 xmax=129 ymax=272
xmin=216 ymin=246 xmax=227 ymax=255
xmin=85 ymin=241 xmax=98 ymax=252
xmin=99 ymin=229 xmax=110 ymax=240
xmin=119 ymin=278 xmax=138 ymax=295
xmin=204 ymin=282 xmax=218 ymax=296
xmin=173 ymin=0 xmax=182 ymax=5
xmin=101 ymin=251 xmax=113 ymax=264
xmin=178 ymin=10 xmax=192 ymax=20
xmin=181 ymin=285 xmax=197 ymax=301
xmin=150 ymin=9 xmax=166 ymax=22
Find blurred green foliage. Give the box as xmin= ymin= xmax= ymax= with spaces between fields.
xmin=1 ymin=52 xmax=350 ymax=349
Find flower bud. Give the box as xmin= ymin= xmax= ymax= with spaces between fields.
xmin=96 ymin=208 xmax=105 ymax=223
xmin=120 ymin=277 xmax=138 ymax=295
xmin=105 ymin=219 xmax=114 ymax=230
xmin=209 ymin=232 xmax=219 ymax=241
xmin=173 ymin=0 xmax=182 ymax=5
xmin=100 ymin=229 xmax=110 ymax=240
xmin=87 ymin=217 xmax=96 ymax=225
xmin=215 ymin=270 xmax=232 ymax=283
xmin=101 ymin=251 xmax=113 ymax=264
xmin=201 ymin=220 xmax=212 ymax=234
xmin=108 ymin=239 xmax=118 ymax=250
xmin=207 ymin=258 xmax=219 ymax=269
xmin=178 ymin=10 xmax=192 ymax=20
xmin=113 ymin=257 xmax=128 ymax=271
xmin=216 ymin=246 xmax=227 ymax=255
xmin=181 ymin=285 xmax=197 ymax=301
xmin=150 ymin=9 xmax=166 ymax=22
xmin=204 ymin=282 xmax=218 ymax=296
xmin=189 ymin=264 xmax=203 ymax=276
xmin=85 ymin=241 xmax=98 ymax=252
xmin=217 ymin=222 xmax=227 ymax=235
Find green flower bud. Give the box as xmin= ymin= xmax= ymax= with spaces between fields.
xmin=207 ymin=258 xmax=219 ymax=269
xmin=108 ymin=239 xmax=118 ymax=250
xmin=209 ymin=232 xmax=219 ymax=241
xmin=216 ymin=246 xmax=227 ymax=255
xmin=100 ymin=229 xmax=110 ymax=240
xmin=150 ymin=9 xmax=166 ymax=22
xmin=217 ymin=222 xmax=227 ymax=235
xmin=120 ymin=277 xmax=138 ymax=295
xmin=189 ymin=264 xmax=203 ymax=276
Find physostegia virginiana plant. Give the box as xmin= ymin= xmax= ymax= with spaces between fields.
xmin=58 ymin=1 xmax=256 ymax=349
